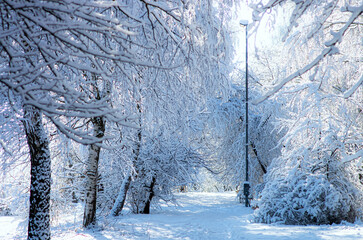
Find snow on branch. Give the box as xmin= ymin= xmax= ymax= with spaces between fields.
xmin=0 ymin=138 xmax=13 ymax=156
xmin=341 ymin=149 xmax=363 ymax=166
xmin=343 ymin=74 xmax=363 ymax=99
xmin=140 ymin=0 xmax=181 ymax=22
xmin=252 ymin=47 xmax=334 ymax=105
xmin=252 ymin=2 xmax=363 ymax=105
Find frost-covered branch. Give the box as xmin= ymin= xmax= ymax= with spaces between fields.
xmin=251 ymin=1 xmax=363 ymax=104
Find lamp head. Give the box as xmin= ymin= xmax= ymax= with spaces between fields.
xmin=239 ymin=20 xmax=249 ymax=26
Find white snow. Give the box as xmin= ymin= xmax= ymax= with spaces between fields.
xmin=1 ymin=192 xmax=362 ymax=240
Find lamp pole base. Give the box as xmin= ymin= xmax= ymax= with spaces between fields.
xmin=243 ymin=182 xmax=250 ymax=207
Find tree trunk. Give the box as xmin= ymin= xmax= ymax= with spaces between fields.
xmin=141 ymin=176 xmax=156 ymax=214
xmin=110 ymin=173 xmax=132 ymax=216
xmin=23 ymin=106 xmax=51 ymax=240
xmin=250 ymin=142 xmax=267 ymax=174
xmin=83 ymin=116 xmax=105 ymax=228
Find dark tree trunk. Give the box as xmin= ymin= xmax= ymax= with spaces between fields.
xmin=141 ymin=176 xmax=156 ymax=214
xmin=250 ymin=142 xmax=267 ymax=174
xmin=23 ymin=106 xmax=51 ymax=240
xmin=83 ymin=116 xmax=105 ymax=228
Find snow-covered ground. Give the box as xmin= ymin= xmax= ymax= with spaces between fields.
xmin=1 ymin=192 xmax=362 ymax=240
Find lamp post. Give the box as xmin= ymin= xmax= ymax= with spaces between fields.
xmin=240 ymin=20 xmax=250 ymax=207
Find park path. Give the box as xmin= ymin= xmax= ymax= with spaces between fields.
xmin=1 ymin=192 xmax=363 ymax=239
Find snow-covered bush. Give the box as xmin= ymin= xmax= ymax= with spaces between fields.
xmin=254 ymin=116 xmax=363 ymax=225
xmin=255 ymin=165 xmax=362 ymax=225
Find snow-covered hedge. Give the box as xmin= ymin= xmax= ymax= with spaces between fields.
xmin=254 ymin=168 xmax=362 ymax=225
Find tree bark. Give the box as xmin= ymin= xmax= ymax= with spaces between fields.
xmin=110 ymin=173 xmax=132 ymax=216
xmin=23 ymin=106 xmax=51 ymax=240
xmin=83 ymin=116 xmax=105 ymax=228
xmin=141 ymin=176 xmax=156 ymax=214
xmin=250 ymin=142 xmax=267 ymax=174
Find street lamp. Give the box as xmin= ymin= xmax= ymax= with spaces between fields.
xmin=240 ymin=20 xmax=250 ymax=207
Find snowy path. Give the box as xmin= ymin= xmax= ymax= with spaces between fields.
xmin=110 ymin=192 xmax=254 ymax=239
xmin=1 ymin=192 xmax=362 ymax=239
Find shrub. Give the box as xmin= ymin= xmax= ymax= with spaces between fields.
xmin=254 ymin=169 xmax=362 ymax=225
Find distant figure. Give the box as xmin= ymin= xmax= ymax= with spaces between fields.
xmin=179 ymin=186 xmax=187 ymax=193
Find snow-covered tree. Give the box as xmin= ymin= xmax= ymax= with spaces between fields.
xmin=0 ymin=0 xmax=143 ymax=236
xmin=249 ymin=0 xmax=363 ymax=224
xmin=203 ymin=84 xmax=283 ymax=195
xmin=127 ymin=132 xmax=203 ymax=214
xmin=103 ymin=0 xmax=236 ymax=215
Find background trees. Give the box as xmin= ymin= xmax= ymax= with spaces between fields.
xmin=0 ymin=0 xmax=237 ymax=237
xmin=202 ymin=84 xmax=283 ymax=194
xmin=98 ymin=0 xmax=236 ymax=216
xmin=249 ymin=0 xmax=363 ymax=224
